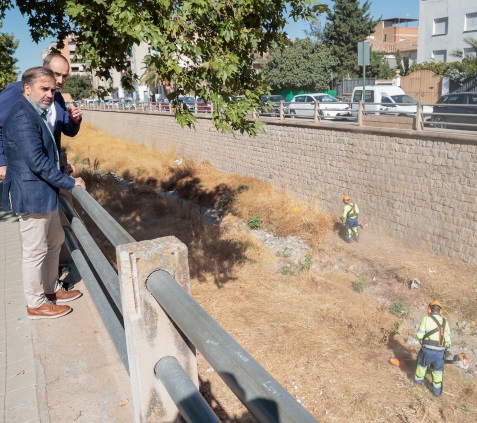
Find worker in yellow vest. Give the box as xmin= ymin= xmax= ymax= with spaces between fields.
xmin=340 ymin=195 xmax=359 ymax=243
xmin=414 ymin=300 xmax=451 ymax=397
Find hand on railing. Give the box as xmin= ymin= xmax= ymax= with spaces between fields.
xmin=74 ymin=177 xmax=86 ymax=190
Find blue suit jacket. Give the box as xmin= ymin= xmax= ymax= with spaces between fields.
xmin=1 ymin=95 xmax=76 ymax=214
xmin=0 ymin=81 xmax=81 ymax=167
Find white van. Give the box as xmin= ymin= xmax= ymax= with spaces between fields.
xmin=351 ymin=85 xmax=429 ymax=116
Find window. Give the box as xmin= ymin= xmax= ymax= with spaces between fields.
xmin=352 ymin=90 xmax=362 ymax=102
xmin=447 ymin=95 xmax=463 ymax=104
xmin=464 ymin=47 xmax=477 ymax=58
xmin=465 ymin=12 xmax=477 ymax=31
xmin=432 ymin=50 xmax=447 ymax=62
xmin=433 ymin=18 xmax=448 ymax=35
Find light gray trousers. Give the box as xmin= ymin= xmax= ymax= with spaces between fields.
xmin=18 ymin=209 xmax=63 ymax=308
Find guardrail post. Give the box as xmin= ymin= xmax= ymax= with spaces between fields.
xmin=280 ymin=100 xmax=285 ymax=121
xmin=117 ymin=236 xmax=198 ymax=423
xmin=358 ymin=101 xmax=363 ymax=126
xmin=415 ymin=101 xmax=422 ymax=131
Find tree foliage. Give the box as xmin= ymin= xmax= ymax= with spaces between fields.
xmin=62 ymin=74 xmax=92 ymax=100
xmin=262 ymin=38 xmax=337 ymax=92
xmin=0 ymin=1 xmax=328 ymax=135
xmin=140 ymin=54 xmax=163 ymax=96
xmin=0 ymin=21 xmax=19 ymax=91
xmin=367 ymin=51 xmax=395 ymax=79
xmin=323 ymin=0 xmax=378 ymax=79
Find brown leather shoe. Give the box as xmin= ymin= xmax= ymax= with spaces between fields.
xmin=45 ymin=288 xmax=82 ymax=303
xmin=27 ymin=302 xmax=72 ymax=320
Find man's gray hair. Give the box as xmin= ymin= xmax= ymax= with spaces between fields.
xmin=43 ymin=52 xmax=70 ymax=71
xmin=22 ymin=66 xmax=56 ymax=90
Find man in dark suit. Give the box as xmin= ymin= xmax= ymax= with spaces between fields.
xmin=0 ymin=53 xmax=83 ymax=271
xmin=2 ymin=66 xmax=86 ymax=319
xmin=0 ymin=53 xmax=82 ymax=179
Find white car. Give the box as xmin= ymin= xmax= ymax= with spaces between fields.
xmin=288 ymin=93 xmax=351 ymax=119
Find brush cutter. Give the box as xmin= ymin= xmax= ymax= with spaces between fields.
xmin=389 ymin=353 xmax=470 ymax=370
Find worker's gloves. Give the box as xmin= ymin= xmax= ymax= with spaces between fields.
xmin=340 ymin=216 xmax=345 ymax=222
xmin=444 ymin=349 xmax=451 ymax=359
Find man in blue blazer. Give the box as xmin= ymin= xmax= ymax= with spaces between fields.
xmin=2 ymin=66 xmax=86 ymax=319
xmin=0 ymin=53 xmax=83 ymax=271
xmin=0 ymin=53 xmax=82 ymax=179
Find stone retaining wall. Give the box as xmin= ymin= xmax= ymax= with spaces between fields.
xmin=83 ymin=110 xmax=477 ymax=264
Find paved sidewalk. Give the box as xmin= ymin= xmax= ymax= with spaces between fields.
xmin=0 ymin=194 xmax=40 ymax=423
xmin=0 ymin=183 xmax=134 ymax=422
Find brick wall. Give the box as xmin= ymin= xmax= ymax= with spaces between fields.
xmin=83 ymin=110 xmax=477 ymax=264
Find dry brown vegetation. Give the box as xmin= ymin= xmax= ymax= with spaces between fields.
xmin=64 ymin=123 xmax=477 ymax=422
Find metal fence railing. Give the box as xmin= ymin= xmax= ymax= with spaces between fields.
xmin=60 ymin=186 xmax=319 ymax=423
xmin=82 ymin=99 xmax=477 ymax=133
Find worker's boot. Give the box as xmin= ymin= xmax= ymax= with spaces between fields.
xmin=354 ymin=233 xmax=359 ymax=242
xmin=346 ymin=237 xmax=352 ymax=243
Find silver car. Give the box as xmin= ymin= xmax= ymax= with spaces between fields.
xmin=288 ymin=93 xmax=351 ymax=119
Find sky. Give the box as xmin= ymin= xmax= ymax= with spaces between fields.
xmin=1 ymin=0 xmax=420 ymax=75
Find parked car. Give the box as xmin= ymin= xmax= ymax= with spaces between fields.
xmin=431 ymin=92 xmax=477 ymax=130
xmin=195 ymin=99 xmax=213 ymax=113
xmin=351 ymin=85 xmax=431 ymax=117
xmin=288 ymin=93 xmax=351 ymax=119
xmin=158 ymin=96 xmax=212 ymax=113
xmin=157 ymin=98 xmax=171 ymax=111
xmin=176 ymin=96 xmax=196 ymax=111
xmin=258 ymin=95 xmax=286 ymax=117
xmin=117 ymin=98 xmax=135 ymax=109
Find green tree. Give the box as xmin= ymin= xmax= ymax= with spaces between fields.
xmin=140 ymin=54 xmax=164 ymax=98
xmin=62 ymin=74 xmax=92 ymax=100
xmin=0 ymin=21 xmax=19 ymax=91
xmin=323 ymin=0 xmax=378 ymax=80
xmin=368 ymin=51 xmax=395 ymax=79
xmin=262 ymin=38 xmax=337 ymax=92
xmin=0 ymin=1 xmax=328 ymax=135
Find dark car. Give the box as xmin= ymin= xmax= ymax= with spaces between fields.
xmin=158 ymin=97 xmax=211 ymax=113
xmin=432 ymin=92 xmax=477 ymax=130
xmin=259 ymin=95 xmax=286 ymax=117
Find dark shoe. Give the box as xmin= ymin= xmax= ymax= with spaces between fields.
xmin=414 ymin=379 xmax=423 ymax=386
xmin=45 ymin=288 xmax=82 ymax=303
xmin=27 ymin=301 xmax=72 ymax=320
xmin=354 ymin=235 xmax=359 ymax=242
xmin=346 ymin=237 xmax=352 ymax=243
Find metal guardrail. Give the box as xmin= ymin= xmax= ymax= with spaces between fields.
xmin=82 ymin=99 xmax=477 ymax=133
xmin=60 ymin=187 xmax=319 ymax=422
xmin=147 ymin=270 xmax=318 ymax=423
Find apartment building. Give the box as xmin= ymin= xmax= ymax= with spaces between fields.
xmin=42 ymin=36 xmax=151 ymax=101
xmin=417 ymin=0 xmax=477 ymax=63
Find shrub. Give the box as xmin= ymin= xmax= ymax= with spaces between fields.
xmin=352 ymin=274 xmax=369 ymax=293
xmin=247 ymin=216 xmax=261 ymax=230
xmin=389 ymin=300 xmax=411 ymax=319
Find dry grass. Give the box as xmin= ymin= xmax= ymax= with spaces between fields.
xmin=63 ymin=124 xmax=477 ymax=422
